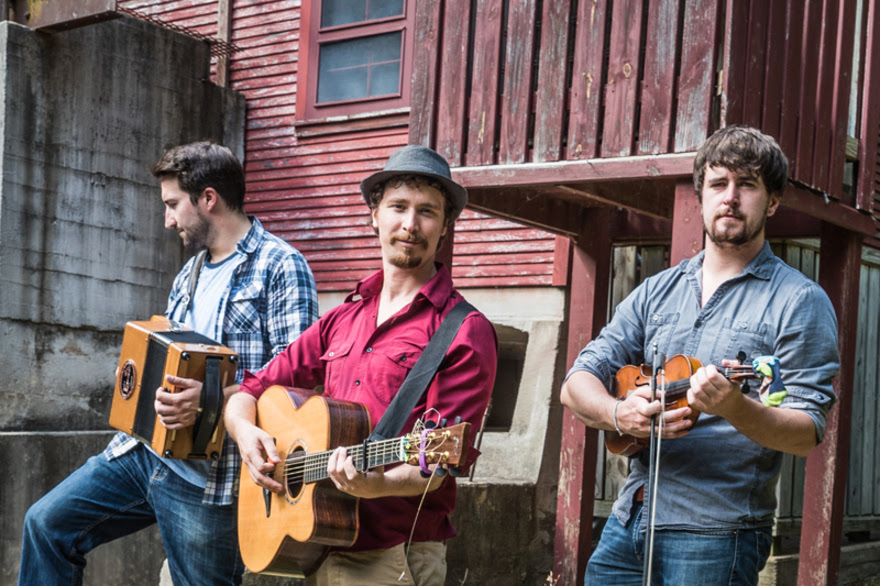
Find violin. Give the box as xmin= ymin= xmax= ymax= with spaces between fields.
xmin=604 ymin=354 xmax=764 ymax=457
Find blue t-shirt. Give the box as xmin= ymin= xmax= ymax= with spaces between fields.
xmin=567 ymin=242 xmax=839 ymax=530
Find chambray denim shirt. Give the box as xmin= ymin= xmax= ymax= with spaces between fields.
xmin=567 ymin=243 xmax=839 ymax=531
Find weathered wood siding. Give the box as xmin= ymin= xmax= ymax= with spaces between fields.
xmin=596 ymin=241 xmax=880 ymax=534
xmin=119 ymin=0 xmax=558 ymax=292
xmin=410 ymin=0 xmax=879 ymax=236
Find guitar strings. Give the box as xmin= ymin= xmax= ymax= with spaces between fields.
xmin=278 ymin=432 xmax=452 ymax=483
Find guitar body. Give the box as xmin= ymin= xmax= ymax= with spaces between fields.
xmin=605 ymin=354 xmax=703 ymax=457
xmin=237 ymin=385 xmax=371 ymax=577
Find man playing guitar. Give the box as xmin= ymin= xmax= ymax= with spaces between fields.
xmin=225 ymin=145 xmax=498 ymax=585
xmin=561 ymin=126 xmax=840 ymax=584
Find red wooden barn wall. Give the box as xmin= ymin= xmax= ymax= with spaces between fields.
xmin=119 ymin=0 xmax=559 ymax=292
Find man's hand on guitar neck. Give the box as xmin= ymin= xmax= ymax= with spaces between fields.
xmin=326 ymin=447 xmax=445 ymax=499
xmin=226 ymin=391 xmax=285 ymax=492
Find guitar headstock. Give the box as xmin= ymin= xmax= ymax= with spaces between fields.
xmin=402 ymin=422 xmax=472 ymax=468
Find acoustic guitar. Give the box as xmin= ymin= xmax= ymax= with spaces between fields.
xmin=237 ymin=385 xmax=471 ymax=577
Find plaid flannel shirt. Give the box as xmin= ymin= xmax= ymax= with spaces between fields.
xmin=104 ymin=217 xmax=317 ymax=505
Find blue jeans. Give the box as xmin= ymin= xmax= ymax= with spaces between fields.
xmin=586 ymin=504 xmax=773 ymax=585
xmin=19 ymin=443 xmax=244 ymax=586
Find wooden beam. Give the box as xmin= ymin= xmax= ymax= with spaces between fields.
xmin=553 ymin=208 xmax=612 ymax=586
xmin=670 ymin=178 xmax=704 ymax=265
xmin=453 ymin=153 xmax=695 ymax=188
xmin=797 ymin=223 xmax=862 ymax=585
xmin=557 ymin=181 xmax=675 ymax=220
xmin=215 ymin=0 xmax=234 ymax=88
xmin=465 ymin=187 xmax=587 ymax=237
xmin=782 ymin=183 xmax=877 ymax=236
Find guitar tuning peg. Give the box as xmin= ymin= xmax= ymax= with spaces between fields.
xmin=425 ymin=420 xmax=437 ymax=429
xmin=419 ymin=469 xmax=433 ymax=479
xmin=440 ymin=418 xmax=447 ymax=428
xmin=448 ymin=466 xmax=463 ymax=478
xmin=454 ymin=416 xmax=462 ymax=424
xmin=433 ymin=466 xmax=448 ymax=478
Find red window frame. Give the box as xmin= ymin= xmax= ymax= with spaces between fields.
xmin=298 ymin=0 xmax=415 ymax=122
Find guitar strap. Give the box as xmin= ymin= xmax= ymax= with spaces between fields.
xmin=367 ymin=301 xmax=476 ymax=444
xmin=186 ymin=250 xmax=209 ymax=315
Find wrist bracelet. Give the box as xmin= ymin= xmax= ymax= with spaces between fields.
xmin=612 ymin=397 xmax=625 ymax=435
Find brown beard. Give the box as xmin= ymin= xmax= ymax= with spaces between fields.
xmin=387 ymin=233 xmax=428 ymax=269
xmin=181 ymin=213 xmax=210 ymax=250
xmin=705 ymin=204 xmax=768 ymax=247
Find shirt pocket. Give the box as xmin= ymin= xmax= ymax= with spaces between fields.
xmin=374 ymin=342 xmax=423 ymax=404
xmin=320 ymin=339 xmax=354 ymax=391
xmin=712 ymin=317 xmax=771 ymax=366
xmin=643 ymin=311 xmax=680 ymax=359
xmin=225 ymin=283 xmax=264 ymax=334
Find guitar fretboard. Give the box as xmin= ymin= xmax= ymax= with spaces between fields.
xmin=286 ymin=437 xmax=407 ymax=484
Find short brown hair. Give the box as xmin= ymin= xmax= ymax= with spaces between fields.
xmin=693 ymin=126 xmax=789 ymax=201
xmin=151 ymin=142 xmax=245 ymax=212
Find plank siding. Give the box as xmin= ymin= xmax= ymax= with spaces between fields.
xmin=637 ymin=0 xmax=681 ymax=155
xmin=466 ymin=0 xmax=504 ymax=167
xmin=601 ymin=0 xmax=644 ymax=158
xmin=566 ymin=0 xmax=607 ymax=160
xmin=498 ymin=0 xmax=538 ymax=164
xmin=121 ymin=0 xmax=558 ymax=292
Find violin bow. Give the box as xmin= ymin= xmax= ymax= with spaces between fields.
xmin=642 ymin=346 xmax=665 ymax=585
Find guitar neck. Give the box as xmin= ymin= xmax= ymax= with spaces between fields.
xmin=300 ymin=437 xmax=406 ymax=484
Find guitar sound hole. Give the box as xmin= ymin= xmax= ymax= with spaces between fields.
xmin=285 ymin=447 xmax=306 ymax=503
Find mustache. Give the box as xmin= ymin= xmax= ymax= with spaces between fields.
xmin=391 ymin=233 xmax=427 ymax=246
xmin=714 ymin=206 xmax=744 ymax=220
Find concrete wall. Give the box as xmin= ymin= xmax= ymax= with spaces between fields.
xmin=0 ymin=16 xmax=245 ymax=584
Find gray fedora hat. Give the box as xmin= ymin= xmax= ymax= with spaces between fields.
xmin=359 ymin=145 xmax=468 ymax=220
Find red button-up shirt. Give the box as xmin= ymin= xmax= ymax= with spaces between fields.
xmin=239 ymin=264 xmax=498 ymax=550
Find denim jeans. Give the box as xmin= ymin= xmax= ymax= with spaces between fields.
xmin=586 ymin=504 xmax=773 ymax=585
xmin=19 ymin=443 xmax=244 ymax=586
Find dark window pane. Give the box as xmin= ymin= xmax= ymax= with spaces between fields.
xmin=321 ymin=0 xmax=403 ymax=28
xmin=317 ymin=32 xmax=402 ymax=103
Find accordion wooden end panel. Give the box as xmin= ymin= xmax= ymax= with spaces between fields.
xmin=110 ymin=316 xmax=238 ymax=460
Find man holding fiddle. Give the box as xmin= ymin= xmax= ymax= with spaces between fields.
xmin=561 ymin=125 xmax=839 ymax=584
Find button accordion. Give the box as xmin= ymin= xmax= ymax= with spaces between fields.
xmin=109 ymin=316 xmax=238 ymax=460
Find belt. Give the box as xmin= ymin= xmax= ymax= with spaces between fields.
xmin=635 ymin=485 xmax=645 ymax=502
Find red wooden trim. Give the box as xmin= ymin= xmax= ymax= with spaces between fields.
xmin=601 ymin=0 xmax=645 ymax=157
xmin=719 ymin=0 xmax=748 ymax=127
xmin=553 ymin=208 xmax=612 ymax=586
xmin=826 ymin=0 xmax=858 ymax=201
xmin=760 ymin=0 xmax=788 ymax=139
xmin=300 ymin=0 xmax=415 ymax=121
xmin=436 ymin=0 xmax=471 ymax=166
xmin=408 ymin=0 xmax=442 ymax=146
xmin=810 ymin=0 xmax=842 ymax=193
xmin=499 ymin=0 xmax=538 ymax=164
xmin=670 ymin=179 xmax=704 ymax=265
xmin=798 ymin=223 xmax=862 ymax=585
xmin=566 ymin=0 xmax=607 ymax=160
xmin=794 ymin=2 xmax=823 ymax=186
xmin=778 ymin=1 xmax=806 ymax=165
xmin=466 ymin=0 xmax=504 ymax=167
xmin=637 ymin=0 xmax=681 ymax=155
xmin=533 ymin=0 xmax=572 ymax=162
xmin=782 ymin=183 xmax=877 ymax=236
xmin=741 ymin=0 xmax=769 ymax=128
xmin=675 ymin=0 xmax=723 ymax=150
xmin=453 ymin=152 xmax=695 ymax=187
xmin=552 ymin=236 xmax=571 ymax=286
xmin=436 ymin=222 xmax=454 ymax=269
xmin=858 ymin=0 xmax=880 ymax=213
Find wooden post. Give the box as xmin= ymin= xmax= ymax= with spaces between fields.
xmin=215 ymin=0 xmax=233 ymax=87
xmin=670 ymin=179 xmax=704 ymax=265
xmin=436 ymin=222 xmax=455 ymax=270
xmin=553 ymin=207 xmax=611 ymax=586
xmin=797 ymin=223 xmax=862 ymax=585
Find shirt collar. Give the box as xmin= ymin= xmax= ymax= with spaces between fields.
xmin=348 ymin=263 xmax=453 ymax=309
xmin=681 ymin=241 xmax=775 ymax=280
xmin=235 ymin=216 xmax=262 ymax=255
